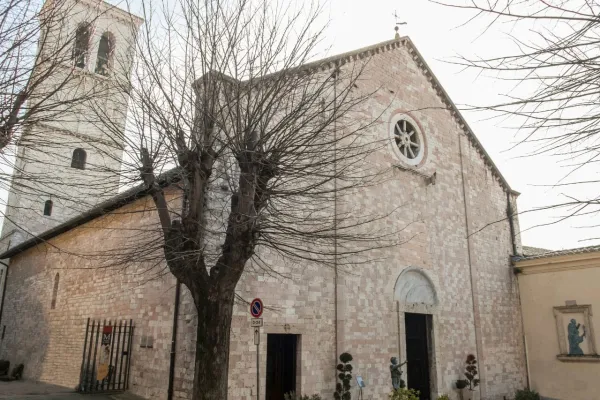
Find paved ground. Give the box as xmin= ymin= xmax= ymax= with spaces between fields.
xmin=0 ymin=380 xmax=145 ymax=399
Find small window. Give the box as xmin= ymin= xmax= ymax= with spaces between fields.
xmin=72 ymin=23 xmax=92 ymax=68
xmin=71 ymin=148 xmax=87 ymax=169
xmin=95 ymin=32 xmax=115 ymax=76
xmin=43 ymin=200 xmax=53 ymax=216
xmin=51 ymin=273 xmax=59 ymax=309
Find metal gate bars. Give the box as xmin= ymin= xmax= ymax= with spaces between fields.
xmin=78 ymin=318 xmax=134 ymax=393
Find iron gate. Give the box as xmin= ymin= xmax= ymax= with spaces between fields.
xmin=78 ymin=318 xmax=134 ymax=393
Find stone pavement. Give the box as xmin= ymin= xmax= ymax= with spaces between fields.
xmin=0 ymin=380 xmax=146 ymax=400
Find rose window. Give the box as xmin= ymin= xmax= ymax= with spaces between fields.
xmin=390 ymin=115 xmax=426 ymax=166
xmin=394 ymin=120 xmax=421 ymax=159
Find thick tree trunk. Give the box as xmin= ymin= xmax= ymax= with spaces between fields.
xmin=192 ymin=288 xmax=235 ymax=400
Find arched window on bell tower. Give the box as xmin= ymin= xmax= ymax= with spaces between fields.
xmin=43 ymin=200 xmax=53 ymax=216
xmin=72 ymin=23 xmax=92 ymax=68
xmin=51 ymin=273 xmax=59 ymax=309
xmin=71 ymin=148 xmax=87 ymax=170
xmin=95 ymin=32 xmax=115 ymax=76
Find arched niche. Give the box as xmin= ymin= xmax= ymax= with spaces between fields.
xmin=394 ymin=267 xmax=438 ymax=313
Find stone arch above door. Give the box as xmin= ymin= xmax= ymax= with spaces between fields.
xmin=394 ymin=267 xmax=438 ymax=314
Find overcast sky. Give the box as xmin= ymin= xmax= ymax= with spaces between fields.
xmin=2 ymin=0 xmax=593 ymax=251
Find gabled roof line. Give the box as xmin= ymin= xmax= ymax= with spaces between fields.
xmin=293 ymin=37 xmax=517 ymax=196
xmin=195 ymin=37 xmax=516 ymax=195
xmin=401 ymin=38 xmax=518 ymax=196
xmin=515 ymin=244 xmax=600 ymax=262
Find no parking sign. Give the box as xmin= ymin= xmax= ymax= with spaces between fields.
xmin=250 ymin=298 xmax=263 ymax=318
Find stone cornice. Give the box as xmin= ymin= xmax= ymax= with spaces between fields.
xmin=515 ymin=250 xmax=600 ymax=274
xmin=42 ymin=0 xmax=144 ymax=27
xmin=75 ymin=0 xmax=144 ymax=27
xmin=28 ymin=122 xmax=124 ymax=150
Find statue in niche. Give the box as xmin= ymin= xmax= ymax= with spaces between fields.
xmin=568 ymin=318 xmax=586 ymax=355
xmin=390 ymin=357 xmax=407 ymax=389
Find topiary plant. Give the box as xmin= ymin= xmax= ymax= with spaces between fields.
xmin=463 ymin=354 xmax=480 ymax=391
xmin=389 ymin=388 xmax=420 ymax=400
xmin=334 ymin=352 xmax=353 ymax=400
xmin=333 ymin=353 xmax=352 ymax=400
xmin=515 ymin=388 xmax=541 ymax=400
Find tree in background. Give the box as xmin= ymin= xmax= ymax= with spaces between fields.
xmin=433 ymin=0 xmax=600 ymax=236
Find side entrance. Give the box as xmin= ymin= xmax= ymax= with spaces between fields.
xmin=266 ymin=334 xmax=300 ymax=400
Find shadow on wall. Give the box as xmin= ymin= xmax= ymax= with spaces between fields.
xmin=0 ymin=284 xmax=50 ymax=381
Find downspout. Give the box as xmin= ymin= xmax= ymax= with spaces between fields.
xmin=506 ymin=192 xmax=518 ymax=256
xmin=458 ymin=134 xmax=485 ymax=400
xmin=507 ymin=192 xmax=531 ymax=388
xmin=0 ymin=260 xmax=8 ymax=337
xmin=333 ymin=66 xmax=339 ymax=368
xmin=167 ymin=279 xmax=181 ymax=400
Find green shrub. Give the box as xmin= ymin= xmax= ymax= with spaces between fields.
xmin=283 ymin=392 xmax=322 ymax=400
xmin=389 ymin=388 xmax=420 ymax=400
xmin=437 ymin=395 xmax=450 ymax=400
xmin=515 ymin=388 xmax=541 ymax=400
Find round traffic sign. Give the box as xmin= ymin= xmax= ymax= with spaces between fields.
xmin=250 ymin=298 xmax=263 ymax=318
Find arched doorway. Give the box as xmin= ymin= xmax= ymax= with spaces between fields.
xmin=394 ymin=267 xmax=438 ymax=400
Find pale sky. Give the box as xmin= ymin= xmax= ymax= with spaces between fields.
xmin=1 ymin=0 xmax=594 ymax=251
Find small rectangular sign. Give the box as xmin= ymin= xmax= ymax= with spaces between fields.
xmin=254 ymin=327 xmax=260 ymax=345
xmin=356 ymin=376 xmax=366 ymax=388
xmin=97 ymin=326 xmax=113 ymax=381
xmin=251 ymin=318 xmax=263 ymax=327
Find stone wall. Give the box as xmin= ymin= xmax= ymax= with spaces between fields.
xmin=0 ymin=195 xmax=177 ymax=400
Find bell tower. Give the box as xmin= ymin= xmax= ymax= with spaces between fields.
xmin=0 ymin=0 xmax=143 ymax=249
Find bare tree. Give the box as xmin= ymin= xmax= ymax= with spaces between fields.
xmin=87 ymin=0 xmax=401 ymax=398
xmin=432 ymin=0 xmax=600 ymax=234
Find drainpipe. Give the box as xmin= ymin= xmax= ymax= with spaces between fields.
xmin=0 ymin=260 xmax=8 ymax=332
xmin=506 ymin=192 xmax=518 ymax=256
xmin=507 ymin=192 xmax=531 ymax=388
xmin=167 ymin=279 xmax=181 ymax=400
xmin=332 ymin=65 xmax=339 ymax=370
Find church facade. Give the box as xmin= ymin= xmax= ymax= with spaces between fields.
xmin=0 ymin=2 xmax=527 ymax=400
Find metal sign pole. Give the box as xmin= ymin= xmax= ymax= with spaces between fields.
xmin=256 ymin=328 xmax=260 ymax=400
xmin=250 ymin=298 xmax=263 ymax=400
xmin=255 ymin=327 xmax=260 ymax=400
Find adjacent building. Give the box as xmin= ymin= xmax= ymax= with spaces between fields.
xmin=515 ymin=246 xmax=600 ymax=400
